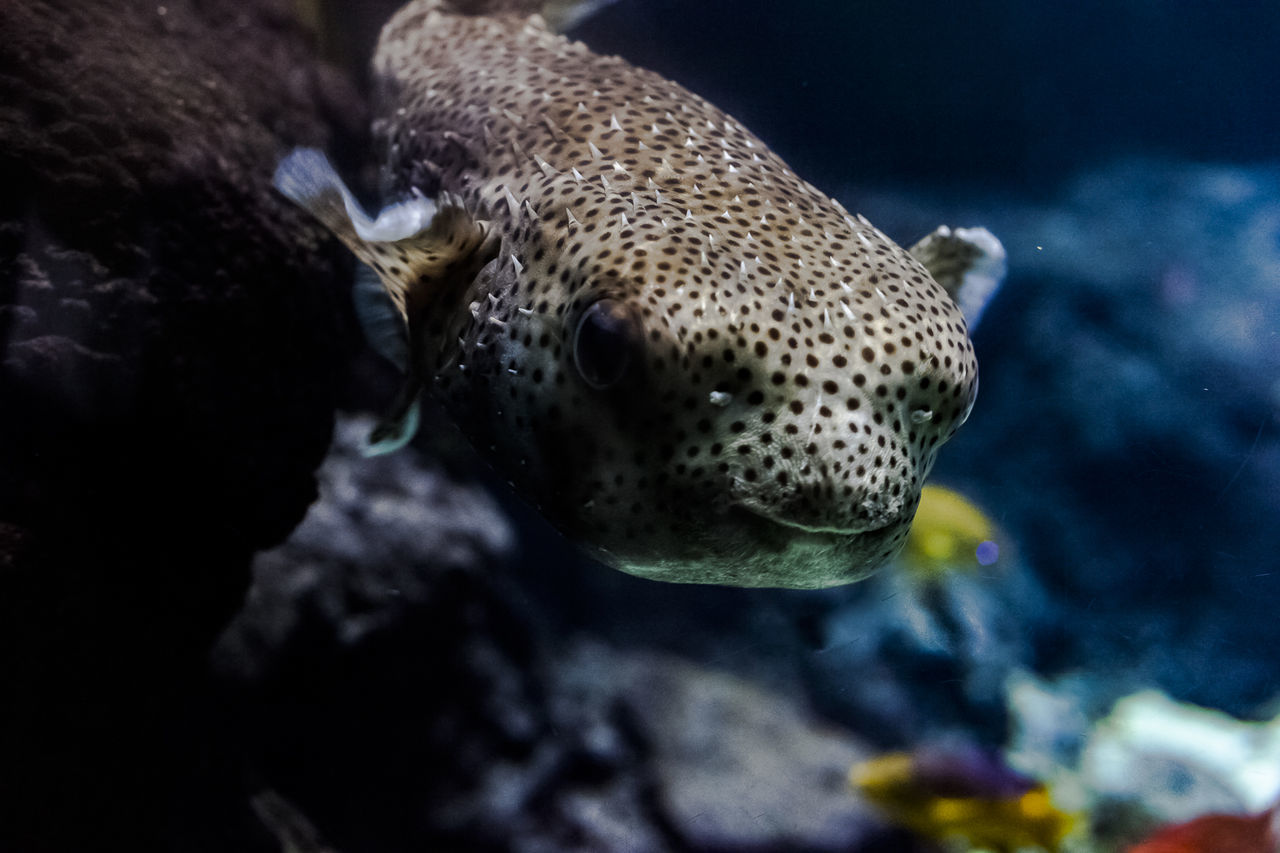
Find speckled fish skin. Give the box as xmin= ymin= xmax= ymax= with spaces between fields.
xmin=358 ymin=0 xmax=979 ymax=587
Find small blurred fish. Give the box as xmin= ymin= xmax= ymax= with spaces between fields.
xmin=898 ymin=484 xmax=1001 ymax=583
xmin=851 ymin=742 xmax=1076 ymax=852
xmin=1126 ymin=805 xmax=1279 ymax=853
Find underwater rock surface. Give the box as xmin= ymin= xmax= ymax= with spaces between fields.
xmin=849 ymin=158 xmax=1280 ymax=717
xmin=0 ymin=0 xmax=360 ymax=552
xmin=0 ymin=0 xmax=361 ymax=848
xmin=212 ymin=415 xmax=912 ymax=852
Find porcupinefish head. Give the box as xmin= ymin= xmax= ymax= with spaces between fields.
xmin=273 ymin=0 xmax=1005 ymax=588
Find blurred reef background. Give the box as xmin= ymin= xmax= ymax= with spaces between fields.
xmin=1 ymin=0 xmax=1278 ymax=850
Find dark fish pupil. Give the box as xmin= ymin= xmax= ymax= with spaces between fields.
xmin=574 ymin=299 xmax=637 ymax=389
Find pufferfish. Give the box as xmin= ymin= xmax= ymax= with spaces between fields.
xmin=274 ymin=0 xmax=1006 ymax=588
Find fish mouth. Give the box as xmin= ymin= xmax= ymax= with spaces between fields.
xmin=718 ymin=506 xmax=852 ymax=560
xmin=728 ymin=503 xmax=898 ymax=539
xmin=599 ymin=503 xmax=909 ymax=588
xmin=650 ymin=504 xmax=905 ymax=588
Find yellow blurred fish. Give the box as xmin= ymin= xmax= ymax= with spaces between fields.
xmin=898 ymin=484 xmax=1001 ymax=583
xmin=851 ymin=744 xmax=1076 ymax=852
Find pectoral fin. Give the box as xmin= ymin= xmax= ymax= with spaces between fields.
xmin=353 ymin=263 xmax=409 ymax=371
xmin=908 ymin=226 xmax=1007 ymax=330
xmin=273 ymin=147 xmax=437 ymax=245
xmin=273 ymin=147 xmax=499 ymax=453
xmin=364 ymin=391 xmax=421 ymax=456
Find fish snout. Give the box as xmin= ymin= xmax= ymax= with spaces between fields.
xmin=726 ymin=433 xmax=922 ymax=536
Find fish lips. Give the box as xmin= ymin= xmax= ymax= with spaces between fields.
xmin=716 ymin=503 xmax=912 ymax=586
xmin=585 ymin=502 xmax=908 ymax=587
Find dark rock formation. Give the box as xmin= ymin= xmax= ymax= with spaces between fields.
xmin=0 ymin=0 xmax=364 ymax=848
xmin=209 ymin=415 xmax=911 ymax=852
xmin=0 ymin=0 xmax=364 ymax=548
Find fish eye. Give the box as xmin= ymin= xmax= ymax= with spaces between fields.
xmin=573 ymin=299 xmax=641 ymax=390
